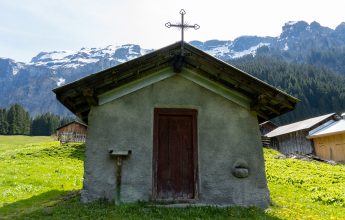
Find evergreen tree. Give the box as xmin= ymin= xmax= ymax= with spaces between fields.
xmin=31 ymin=112 xmax=61 ymax=136
xmin=0 ymin=108 xmax=8 ymax=134
xmin=46 ymin=113 xmax=60 ymax=135
xmin=229 ymin=55 xmax=345 ymax=124
xmin=59 ymin=116 xmax=75 ymax=127
xmin=7 ymin=104 xmax=30 ymax=135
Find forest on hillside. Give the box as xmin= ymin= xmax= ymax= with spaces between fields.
xmin=229 ymin=55 xmax=345 ymax=124
xmin=0 ymin=104 xmax=74 ymax=136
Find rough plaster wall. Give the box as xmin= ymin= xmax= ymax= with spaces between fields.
xmin=81 ymin=72 xmax=270 ymax=208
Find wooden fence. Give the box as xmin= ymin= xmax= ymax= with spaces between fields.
xmin=58 ymin=132 xmax=86 ymax=143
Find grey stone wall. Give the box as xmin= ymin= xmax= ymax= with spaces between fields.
xmin=81 ymin=71 xmax=270 ymax=208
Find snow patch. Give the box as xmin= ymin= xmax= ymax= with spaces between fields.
xmin=39 ymin=51 xmax=74 ymax=60
xmin=75 ymin=58 xmax=99 ymax=64
xmin=231 ymin=43 xmax=270 ymax=58
xmin=29 ymin=44 xmax=150 ymax=69
xmin=126 ymin=55 xmax=137 ymax=60
xmin=12 ymin=66 xmax=20 ymax=75
xmin=286 ymin=21 xmax=298 ymax=26
xmin=56 ymin=78 xmax=65 ymax=86
xmin=202 ymin=42 xmax=270 ymax=59
xmin=140 ymin=48 xmax=152 ymax=55
xmin=116 ymin=59 xmax=127 ymax=63
xmin=12 ymin=63 xmax=24 ymax=75
xmin=206 ymin=45 xmax=230 ymax=57
xmin=63 ymin=63 xmax=81 ymax=69
xmin=283 ymin=43 xmax=289 ymax=51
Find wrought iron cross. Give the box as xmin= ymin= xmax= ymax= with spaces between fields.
xmin=165 ymin=9 xmax=200 ymax=55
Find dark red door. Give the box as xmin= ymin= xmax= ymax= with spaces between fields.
xmin=153 ymin=108 xmax=198 ymax=200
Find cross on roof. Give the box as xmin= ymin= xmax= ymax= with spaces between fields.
xmin=165 ymin=9 xmax=200 ymax=55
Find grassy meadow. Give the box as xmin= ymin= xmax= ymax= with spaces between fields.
xmin=0 ymin=136 xmax=344 ymax=219
xmin=0 ymin=135 xmax=55 ymax=148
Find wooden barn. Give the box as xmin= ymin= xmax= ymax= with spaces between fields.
xmin=307 ymin=113 xmax=345 ymax=162
xmin=259 ymin=121 xmax=278 ymax=136
xmin=53 ymin=41 xmax=298 ymax=208
xmin=259 ymin=121 xmax=278 ymax=148
xmin=56 ymin=121 xmax=87 ymax=143
xmin=265 ymin=113 xmax=339 ymax=155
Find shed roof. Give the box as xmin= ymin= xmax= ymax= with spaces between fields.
xmin=266 ymin=113 xmax=336 ymax=138
xmin=307 ymin=119 xmax=345 ymax=139
xmin=56 ymin=120 xmax=88 ymax=131
xmin=259 ymin=121 xmax=278 ymax=128
xmin=53 ymin=41 xmax=298 ymax=124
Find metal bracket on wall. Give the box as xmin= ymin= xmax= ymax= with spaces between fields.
xmin=109 ymin=149 xmax=132 ymax=204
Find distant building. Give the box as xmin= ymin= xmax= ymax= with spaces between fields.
xmin=56 ymin=121 xmax=87 ymax=143
xmin=265 ymin=113 xmax=339 ymax=154
xmin=259 ymin=121 xmax=278 ymax=136
xmin=307 ymin=113 xmax=345 ymax=162
xmin=259 ymin=121 xmax=278 ymax=148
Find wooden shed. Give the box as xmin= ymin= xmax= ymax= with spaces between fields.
xmin=307 ymin=115 xmax=345 ymax=162
xmin=265 ymin=113 xmax=338 ymax=154
xmin=259 ymin=121 xmax=278 ymax=148
xmin=56 ymin=121 xmax=87 ymax=143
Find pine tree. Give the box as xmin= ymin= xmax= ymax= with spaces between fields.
xmin=7 ymin=104 xmax=30 ymax=135
xmin=229 ymin=55 xmax=345 ymax=124
xmin=60 ymin=116 xmax=75 ymax=127
xmin=0 ymin=108 xmax=8 ymax=134
xmin=31 ymin=112 xmax=61 ymax=136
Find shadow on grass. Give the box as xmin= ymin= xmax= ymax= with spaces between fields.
xmin=0 ymin=190 xmax=79 ymax=220
xmin=64 ymin=143 xmax=85 ymax=161
xmin=24 ymin=143 xmax=85 ymax=161
xmin=0 ymin=190 xmax=281 ymax=220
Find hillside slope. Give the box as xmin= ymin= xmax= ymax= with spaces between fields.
xmin=230 ymin=55 xmax=345 ymax=124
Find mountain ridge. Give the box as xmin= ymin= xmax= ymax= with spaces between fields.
xmin=1 ymin=20 xmax=345 ymax=121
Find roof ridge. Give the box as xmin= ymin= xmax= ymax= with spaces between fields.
xmin=266 ymin=113 xmax=335 ymax=137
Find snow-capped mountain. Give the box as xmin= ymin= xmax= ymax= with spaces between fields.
xmin=30 ymin=44 xmax=153 ymax=70
xmin=1 ymin=44 xmax=153 ymax=116
xmin=190 ymin=36 xmax=275 ymax=60
xmin=2 ymin=21 xmax=345 ymax=116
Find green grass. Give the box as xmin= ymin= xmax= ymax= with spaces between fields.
xmin=0 ymin=135 xmax=55 ymax=148
xmin=0 ymin=139 xmax=344 ymax=219
xmin=264 ymin=149 xmax=345 ymax=219
xmin=0 ymin=141 xmax=84 ymax=219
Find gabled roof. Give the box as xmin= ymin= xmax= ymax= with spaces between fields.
xmin=266 ymin=113 xmax=336 ymax=138
xmin=56 ymin=120 xmax=88 ymax=131
xmin=259 ymin=121 xmax=278 ymax=128
xmin=53 ymin=41 xmax=298 ymax=124
xmin=307 ymin=119 xmax=345 ymax=139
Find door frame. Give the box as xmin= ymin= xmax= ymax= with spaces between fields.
xmin=152 ymin=108 xmax=199 ymax=201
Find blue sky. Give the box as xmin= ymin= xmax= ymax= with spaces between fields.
xmin=1 ymin=0 xmax=344 ymax=62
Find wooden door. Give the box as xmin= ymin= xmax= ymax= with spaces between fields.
xmin=153 ymin=108 xmax=198 ymax=200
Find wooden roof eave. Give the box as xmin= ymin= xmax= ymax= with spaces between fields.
xmin=53 ymin=41 xmax=298 ymax=124
xmin=184 ymin=44 xmax=299 ymax=105
xmin=183 ymin=47 xmax=298 ymax=120
xmin=53 ymin=42 xmax=180 ymax=95
xmin=56 ymin=120 xmax=87 ymax=131
xmin=53 ymin=43 xmax=180 ymax=124
xmin=184 ymin=47 xmax=298 ymax=108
